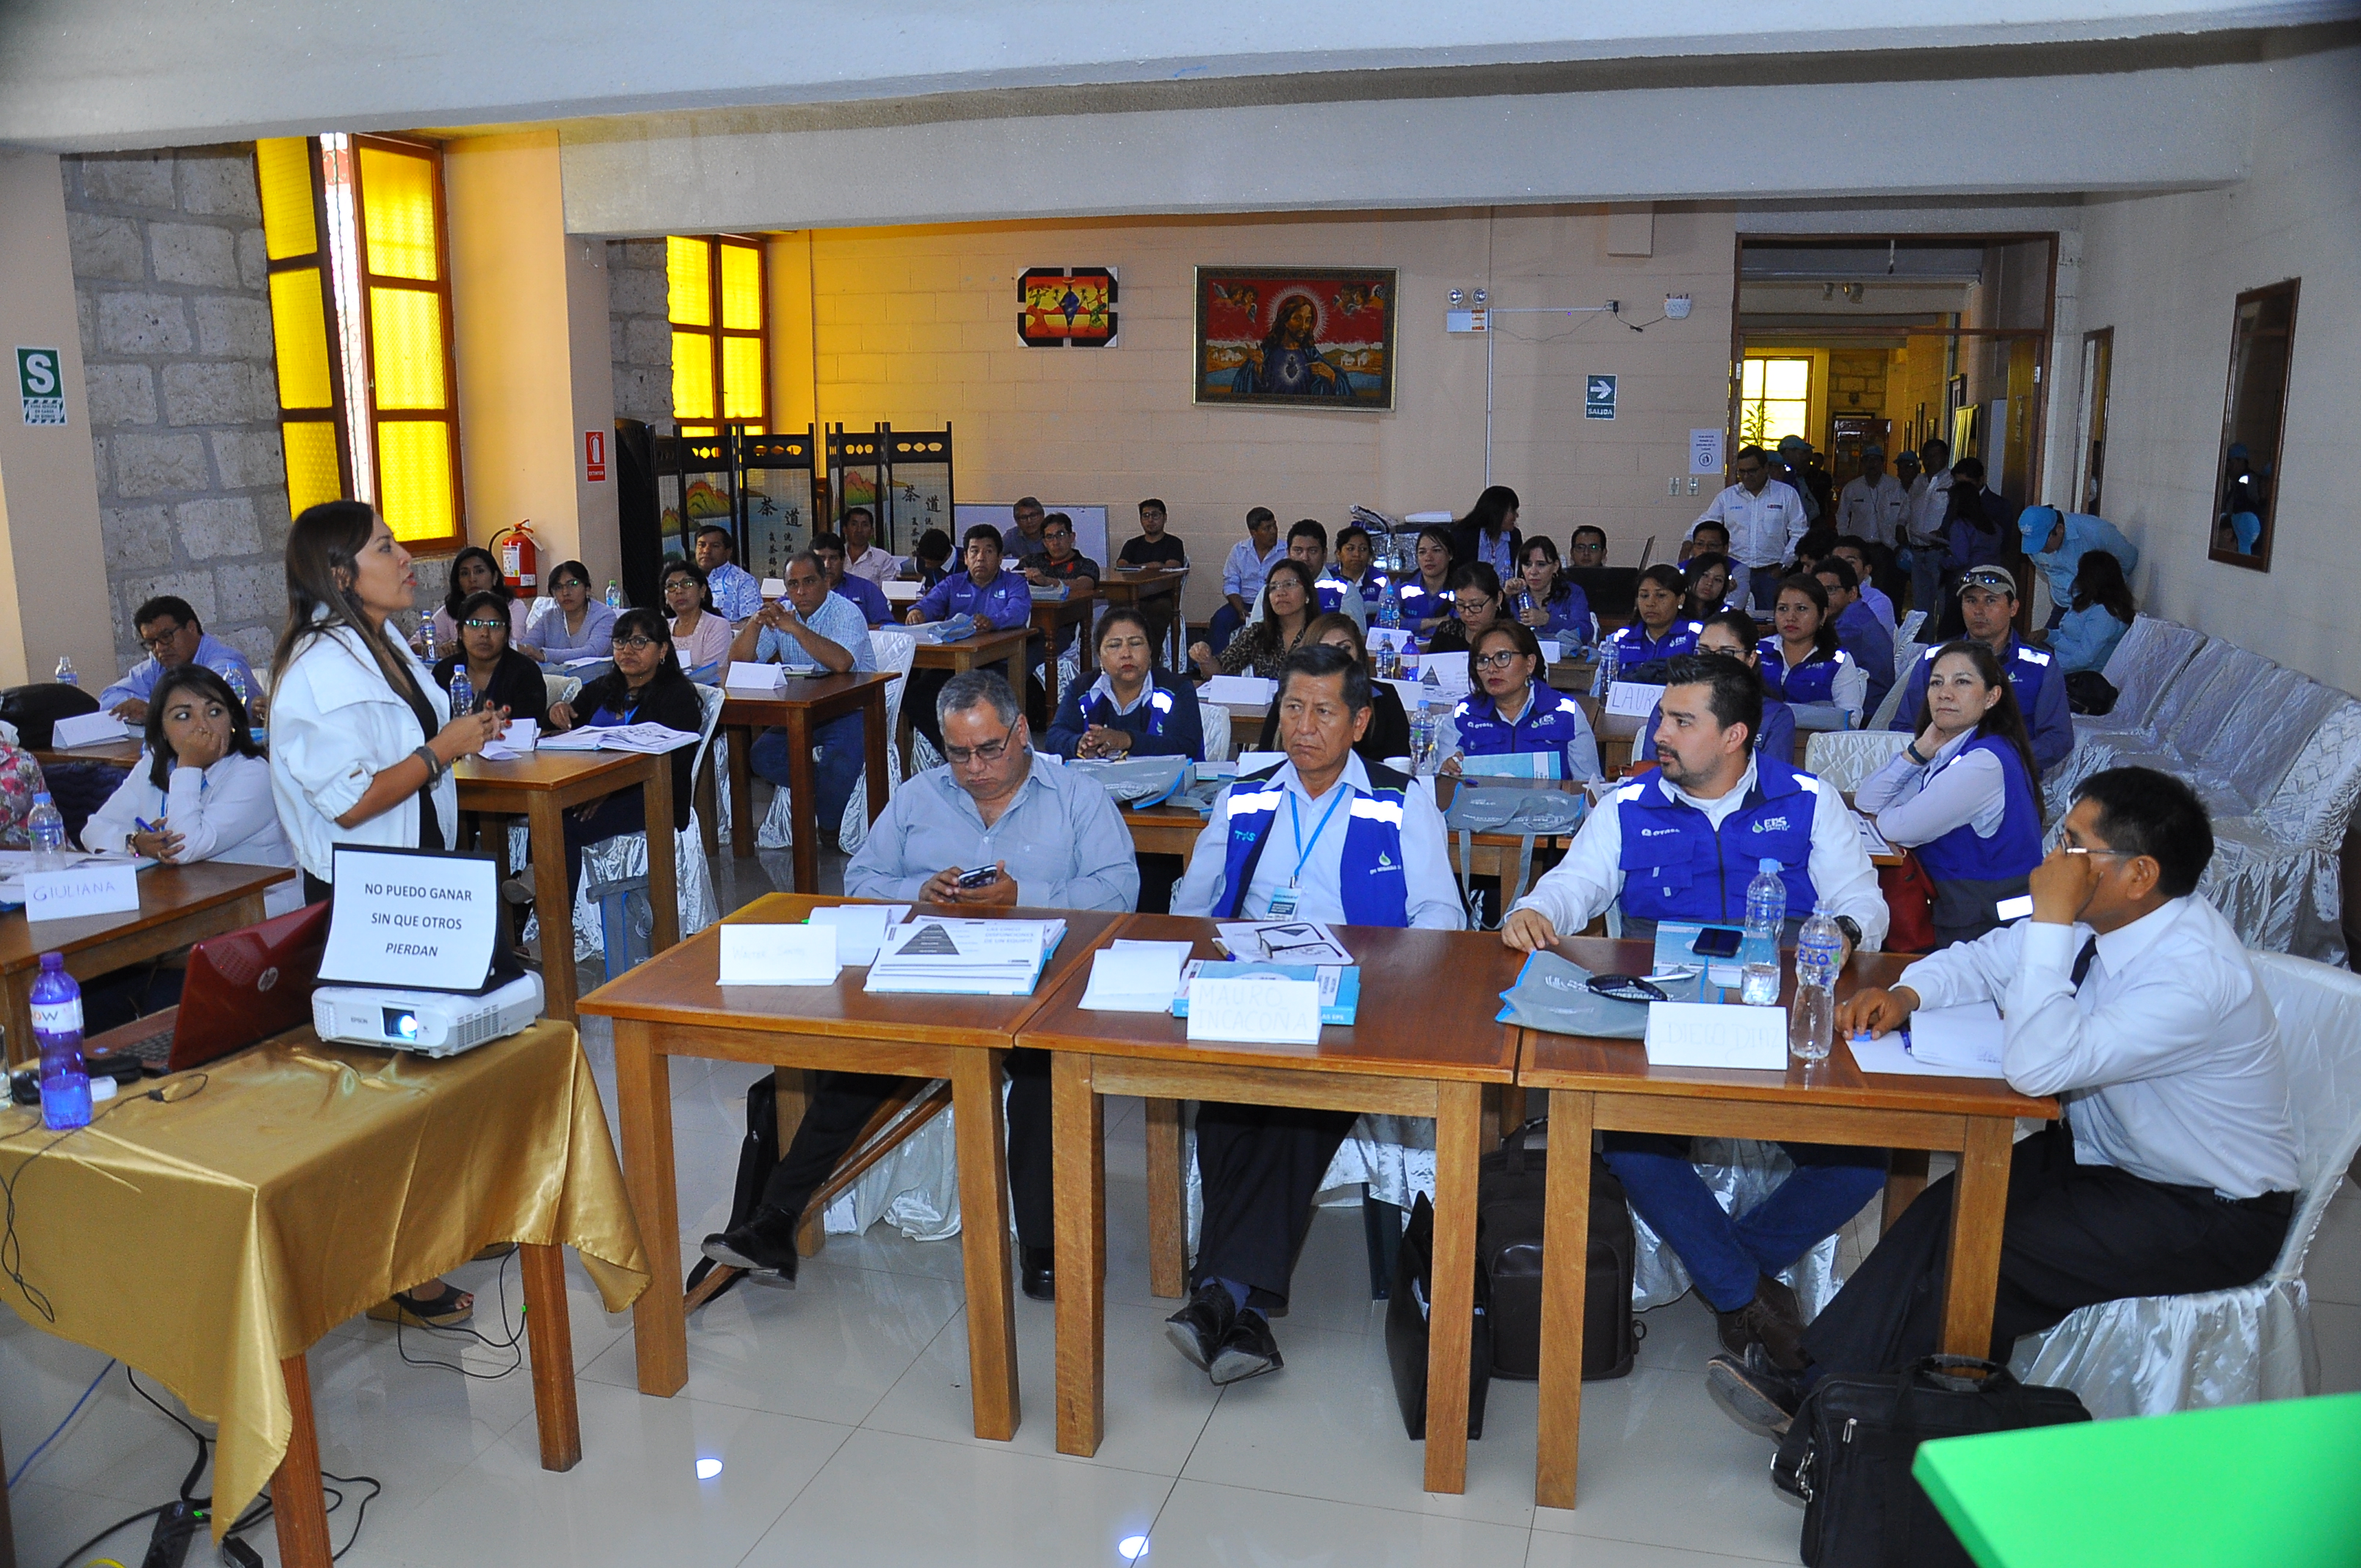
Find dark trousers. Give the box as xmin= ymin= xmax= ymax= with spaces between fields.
xmin=1205 ymin=603 xmax=1246 ymax=656
xmin=1602 ymin=1133 xmax=1887 ymax=1313
xmin=750 ymin=713 xmax=865 ymax=835
xmin=561 ymin=788 xmax=647 ymax=896
xmin=1193 ymin=1101 xmax=1360 ymax=1310
xmin=757 ymin=1048 xmax=1054 ymax=1249
xmin=1799 ymin=1126 xmax=2292 ymax=1376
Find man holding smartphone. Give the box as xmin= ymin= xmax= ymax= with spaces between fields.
xmin=733 ymin=551 xmax=874 ymax=842
xmin=1500 ymin=653 xmax=1889 ymax=1370
xmin=701 ymin=670 xmax=1136 ymax=1304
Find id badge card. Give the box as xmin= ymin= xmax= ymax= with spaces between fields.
xmin=1265 ymin=886 xmax=1301 ymax=919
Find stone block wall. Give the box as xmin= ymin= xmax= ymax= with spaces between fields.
xmin=607 ymin=238 xmax=672 ymax=429
xmin=62 ymin=146 xmax=289 ymax=678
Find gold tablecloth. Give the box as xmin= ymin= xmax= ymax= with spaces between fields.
xmin=0 ymin=1020 xmax=650 ymax=1536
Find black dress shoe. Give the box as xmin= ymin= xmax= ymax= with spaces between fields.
xmin=1714 ymin=1274 xmax=1807 ymax=1371
xmin=1706 ymin=1345 xmax=1805 ymax=1440
xmin=700 ymin=1205 xmax=802 ymax=1283
xmin=1209 ymin=1309 xmax=1283 ymax=1384
xmin=1164 ymin=1282 xmax=1236 ymax=1372
xmin=1020 ymin=1245 xmax=1055 ymax=1302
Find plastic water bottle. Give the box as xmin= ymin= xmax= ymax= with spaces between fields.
xmin=1741 ymin=857 xmax=1785 ymax=1005
xmin=606 ymin=579 xmax=624 ymax=610
xmin=1410 ymin=700 xmax=1437 ymax=775
xmin=33 ymin=953 xmax=89 ymax=1132
xmin=1379 ymin=591 xmax=1401 ymax=631
xmin=1592 ymin=634 xmax=1620 ymax=699
xmin=53 ymin=656 xmax=76 ymax=686
xmin=27 ymin=792 xmax=66 ymax=870
xmin=449 ymin=667 xmax=475 ymax=719
xmin=1789 ymin=903 xmax=1845 ymax=1063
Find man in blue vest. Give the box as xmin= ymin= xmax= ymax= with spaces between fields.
xmin=1887 ymin=565 xmax=2072 ymax=775
xmin=1502 ymin=653 xmax=1891 ymax=1370
xmin=1166 ymin=643 xmax=1463 ymax=1383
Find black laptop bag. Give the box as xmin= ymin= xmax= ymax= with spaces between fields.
xmin=1478 ymin=1117 xmax=1638 ymax=1381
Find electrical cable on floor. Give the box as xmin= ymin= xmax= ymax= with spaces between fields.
xmin=5 ymin=1355 xmax=114 ymax=1488
xmin=394 ymin=1243 xmax=527 ymax=1377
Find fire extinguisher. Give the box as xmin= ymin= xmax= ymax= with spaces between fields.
xmin=492 ymin=520 xmax=540 ymax=598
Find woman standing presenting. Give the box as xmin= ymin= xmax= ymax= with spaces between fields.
xmin=267 ymin=500 xmax=504 ymax=1326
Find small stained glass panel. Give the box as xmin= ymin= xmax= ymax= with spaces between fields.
xmin=672 ymin=329 xmax=715 ymax=421
xmin=357 ymin=145 xmax=440 ymax=280
xmin=377 ymin=420 xmax=455 ymax=542
xmin=369 ymin=287 xmax=448 ymax=410
xmin=255 ymin=137 xmax=319 ymax=261
xmin=281 ymin=419 xmax=345 ymax=516
xmin=722 ymin=335 xmax=764 ymax=421
xmin=719 ymin=242 xmax=761 ymax=330
xmin=668 ymin=236 xmax=711 ymax=327
xmin=268 ymin=269 xmax=336 ymax=412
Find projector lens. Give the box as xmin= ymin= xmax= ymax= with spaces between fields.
xmin=382 ymin=1008 xmax=419 ymax=1041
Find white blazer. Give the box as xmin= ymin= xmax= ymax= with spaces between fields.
xmin=268 ymin=621 xmax=456 ymax=882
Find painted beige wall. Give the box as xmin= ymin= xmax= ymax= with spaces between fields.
xmin=2068 ymin=43 xmax=2358 ymax=692
xmin=0 ymin=150 xmax=117 ymax=687
xmin=791 ymin=205 xmax=1736 ymax=615
xmin=562 ymin=233 xmax=621 ymax=591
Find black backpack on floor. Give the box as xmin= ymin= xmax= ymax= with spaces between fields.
xmin=1774 ymin=1355 xmax=2090 ymax=1567
xmin=1479 ymin=1117 xmax=1639 ymax=1381
xmin=1384 ymin=1192 xmax=1491 ymax=1440
xmin=682 ymin=1071 xmax=782 ymax=1306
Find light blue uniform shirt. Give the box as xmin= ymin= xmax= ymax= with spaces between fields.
xmin=755 ymin=591 xmax=876 ymax=672
xmin=844 ymin=754 xmax=1139 ymax=912
xmin=98 ymin=633 xmax=259 ymax=712
xmin=704 ymin=560 xmax=764 ymax=622
xmin=1222 ymin=538 xmax=1287 ymax=600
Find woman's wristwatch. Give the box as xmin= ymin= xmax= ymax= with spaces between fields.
xmin=413 ymin=744 xmax=446 ymax=783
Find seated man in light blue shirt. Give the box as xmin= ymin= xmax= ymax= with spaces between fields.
xmin=100 ymin=594 xmax=260 ymax=723
xmin=734 ymin=551 xmax=877 ymax=836
xmin=695 ymin=524 xmax=764 ymax=622
xmin=701 ymin=669 xmax=1137 ymax=1305
xmin=904 ymin=523 xmax=1036 ymax=755
xmin=1165 ymin=643 xmax=1464 ymax=1385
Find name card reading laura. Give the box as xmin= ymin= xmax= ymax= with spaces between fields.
xmin=319 ymin=847 xmax=500 ymax=992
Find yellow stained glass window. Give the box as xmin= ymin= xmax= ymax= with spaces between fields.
xmin=1740 ymin=357 xmax=1812 ymax=452
xmin=358 ymin=145 xmax=440 ymax=281
xmin=268 ymin=270 xmax=336 ymax=411
xmin=668 ymin=237 xmax=711 ymax=327
xmin=719 ymin=242 xmax=761 ymax=330
xmin=282 ymin=421 xmax=345 ymax=517
xmin=377 ymin=421 xmax=455 ymax=542
xmin=672 ymin=330 xmax=715 ymax=421
xmin=255 ymin=137 xmax=318 ymax=261
xmin=369 ymin=288 xmax=446 ymax=410
xmin=722 ymin=335 xmax=764 ymax=420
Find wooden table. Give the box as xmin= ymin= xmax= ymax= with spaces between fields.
xmin=577 ymin=894 xmax=1123 ymax=1444
xmin=29 ymin=736 xmax=144 ymax=772
xmin=1098 ymin=567 xmax=1189 ymax=667
xmin=454 ymin=749 xmax=678 ymax=1021
xmin=1018 ymin=916 xmax=1525 ymax=1495
xmin=0 ymin=860 xmax=292 ymax=1068
xmin=1515 ymin=935 xmax=2054 ymax=1510
xmin=904 ymin=625 xmax=1034 ymax=768
xmin=1030 ymin=592 xmax=1098 ymax=714
xmin=715 ymin=672 xmax=898 ymax=883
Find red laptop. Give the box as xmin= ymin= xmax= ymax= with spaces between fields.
xmin=86 ymin=899 xmax=331 ymax=1075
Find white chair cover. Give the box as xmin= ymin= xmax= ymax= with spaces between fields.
xmin=1200 ymin=702 xmax=1232 ymax=764
xmin=756 ymin=630 xmax=919 ymax=857
xmin=2199 ymin=698 xmax=2361 ymax=963
xmin=1868 ymin=643 xmax=1923 ymax=733
xmin=2075 ymin=616 xmax=2205 ymax=740
xmin=1898 ymin=609 xmax=1927 ymax=645
xmin=543 ymin=673 xmax=582 ymax=712
xmin=2045 ymin=639 xmax=2244 ymax=811
xmin=2009 ymin=951 xmax=2361 ymax=1416
xmin=1804 ymin=730 xmax=1912 ymax=793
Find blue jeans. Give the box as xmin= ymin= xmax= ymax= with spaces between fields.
xmin=1602 ymin=1133 xmax=1888 ymax=1313
xmin=1747 ymin=565 xmax=1784 ymax=614
xmin=1205 ymin=602 xmax=1245 ymax=656
xmin=750 ymin=713 xmax=866 ymax=834
xmin=1908 ymin=546 xmax=1945 ymax=620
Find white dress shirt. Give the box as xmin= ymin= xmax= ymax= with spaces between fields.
xmin=1512 ymin=758 xmax=1888 ymax=948
xmin=1896 ymin=898 xmax=2299 ymax=1198
xmin=841 ymin=544 xmax=903 ymax=585
xmin=1855 ymin=730 xmax=2006 ymax=846
xmin=1906 ymin=469 xmax=1954 ymax=548
xmin=1691 ymin=480 xmax=1812 ymax=570
xmin=83 ymin=751 xmax=302 ymax=915
xmin=1172 ymin=754 xmax=1465 ymax=929
xmin=1835 ymin=473 xmax=1911 ymax=547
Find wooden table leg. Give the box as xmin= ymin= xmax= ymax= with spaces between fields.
xmin=642 ymin=753 xmax=679 ymax=954
xmin=1534 ymin=1087 xmax=1596 ymax=1511
xmin=527 ymin=794 xmax=581 ymax=1022
xmin=784 ymin=707 xmax=820 ymax=894
xmin=1039 ymin=621 xmax=1062 ymax=715
xmin=0 ymin=972 xmax=31 ymax=1070
xmin=1144 ymin=1098 xmax=1186 ymax=1299
xmin=1422 ymin=1079 xmax=1481 ymax=1495
xmin=1052 ymin=1051 xmax=1106 ymax=1456
xmin=613 ymin=1021 xmax=686 ymax=1396
xmin=695 ymin=742 xmax=719 ymax=857
xmin=1883 ymin=1147 xmax=1932 ymax=1237
xmin=519 ymin=1242 xmax=582 ymax=1470
xmin=1938 ymin=1116 xmax=2014 ymax=1360
xmin=951 ymin=1045 xmax=1020 ymax=1440
xmin=862 ymin=688 xmax=891 ymax=825
xmin=273 ymin=1352 xmax=333 ymax=1568
xmin=728 ymin=722 xmax=756 ymax=858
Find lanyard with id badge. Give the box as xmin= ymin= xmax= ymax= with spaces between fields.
xmin=1266 ymin=785 xmax=1349 ymax=919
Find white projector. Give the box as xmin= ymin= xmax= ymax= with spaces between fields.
xmin=312 ymin=972 xmax=545 ymax=1057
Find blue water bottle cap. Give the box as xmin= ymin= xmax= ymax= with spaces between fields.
xmin=39 ymin=951 xmax=63 ymax=971
xmin=32 ymin=791 xmax=51 ymax=805
xmin=1758 ymin=857 xmax=1780 ymax=874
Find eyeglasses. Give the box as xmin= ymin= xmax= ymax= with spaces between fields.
xmin=1473 ymin=650 xmax=1525 ymax=671
xmin=614 ymin=636 xmax=662 ymax=652
xmin=1045 ymin=530 xmax=1073 ymax=541
xmin=137 ymin=625 xmax=186 ymax=651
xmin=942 ymin=720 xmax=1018 ymax=767
xmin=461 ymin=617 xmax=507 ymax=631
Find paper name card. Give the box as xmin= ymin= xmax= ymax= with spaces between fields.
xmin=1080 ymin=942 xmax=1190 ymax=1012
xmin=806 ymin=903 xmax=907 ymax=966
xmin=1643 ymin=1000 xmax=1787 ymax=1070
xmin=1186 ymin=973 xmax=1322 ymax=1045
xmin=1537 ymin=639 xmax=1562 ymax=664
xmin=1605 ymin=680 xmax=1662 ymax=717
xmin=23 ymin=860 xmax=139 ymax=922
xmin=1235 ymin=750 xmax=1288 ymax=777
xmin=759 ymin=578 xmax=788 ymax=600
xmin=1199 ymin=675 xmax=1277 ymax=706
xmin=52 ymin=711 xmax=130 ymax=748
xmin=503 ymin=719 xmax=540 ymax=752
xmin=719 ymin=922 xmax=840 ymax=985
xmin=725 ymin=661 xmax=786 ymax=693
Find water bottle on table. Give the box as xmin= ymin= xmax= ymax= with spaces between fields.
xmin=1592 ymin=635 xmax=1619 ymax=699
xmin=53 ymin=656 xmax=76 ymax=687
xmin=1741 ymin=857 xmax=1785 ymax=1006
xmin=606 ymin=579 xmax=624 ymax=610
xmin=1788 ymin=902 xmax=1845 ymax=1063
xmin=449 ymin=667 xmax=476 ymax=720
xmin=27 ymin=791 xmax=66 ymax=871
xmin=33 ymin=953 xmax=89 ymax=1131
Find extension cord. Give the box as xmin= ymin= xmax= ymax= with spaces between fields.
xmin=221 ymin=1538 xmax=264 ymax=1567
xmin=140 ymin=1500 xmax=201 ymax=1567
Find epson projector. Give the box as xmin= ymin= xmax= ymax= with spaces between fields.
xmin=312 ymin=972 xmax=545 ymax=1057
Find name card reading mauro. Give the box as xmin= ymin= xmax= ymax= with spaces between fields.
xmin=1186 ymin=973 xmax=1322 ymax=1045
xmin=319 ymin=848 xmax=498 ymax=992
xmin=719 ymin=923 xmax=840 ymax=985
xmin=23 ymin=861 xmax=139 ymax=923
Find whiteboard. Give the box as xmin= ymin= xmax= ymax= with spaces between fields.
xmin=955 ymin=503 xmax=1109 ymax=573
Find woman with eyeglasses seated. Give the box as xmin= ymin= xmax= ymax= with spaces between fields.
xmin=1253 ymin=612 xmax=1411 ymax=764
xmin=1421 ymin=562 xmax=1506 ymax=661
xmin=1639 ymin=609 xmax=1798 ymax=767
xmin=1603 ymin=564 xmax=1703 ymax=667
xmin=430 ymin=589 xmax=549 ymax=727
xmin=545 ymin=609 xmax=704 ymax=893
xmin=424 ymin=544 xmax=529 ymax=658
xmin=1437 ymin=620 xmax=1603 ymax=783
xmin=1759 ymin=573 xmax=1867 ymax=730
xmin=518 ymin=559 xmax=617 ymax=670
xmin=1190 ymin=558 xmax=1318 ymax=681
xmin=1045 ymin=607 xmax=1206 ymax=761
xmin=1509 ymin=536 xmax=1593 ymax=645
xmin=661 ymin=557 xmax=733 ymax=682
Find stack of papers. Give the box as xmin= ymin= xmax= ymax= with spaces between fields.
xmin=863 ymin=917 xmax=1067 ymax=995
xmin=1078 ymin=939 xmax=1194 ymax=1012
xmin=1848 ymin=1000 xmax=2010 ymax=1079
xmin=908 ymin=614 xmax=979 ymax=645
xmin=1855 ymin=813 xmax=1893 ymax=856
xmin=1214 ymin=921 xmax=1355 ymax=965
xmin=540 ymin=722 xmax=701 ymax=755
xmin=1173 ymin=960 xmax=1360 ymax=1026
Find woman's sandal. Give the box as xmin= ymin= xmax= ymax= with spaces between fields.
xmin=366 ymin=1280 xmax=475 ymax=1328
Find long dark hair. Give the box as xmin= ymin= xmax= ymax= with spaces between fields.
xmin=272 ymin=500 xmax=421 ymax=697
xmin=143 ymin=664 xmax=263 ymax=791
xmin=1930 ymin=639 xmax=2042 ymax=819
xmin=2070 ymin=549 xmax=2136 ymax=624
xmin=1773 ymin=573 xmax=1840 ymax=666
xmin=1682 ymin=551 xmax=1732 ymax=617
xmin=548 ymin=558 xmax=592 ymax=595
xmin=454 ymin=589 xmax=515 ymax=653
xmin=1459 ymin=484 xmax=1520 ymax=539
xmin=612 ymin=607 xmax=686 ymax=685
xmin=1519 ymin=536 xmax=1569 ymax=604
xmin=1246 ymin=559 xmax=1320 ymax=658
xmin=442 ymin=545 xmax=510 ymax=621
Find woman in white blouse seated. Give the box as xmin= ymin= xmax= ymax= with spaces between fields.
xmin=82 ymin=665 xmax=301 ymax=915
xmin=1855 ymin=639 xmax=2045 ymax=950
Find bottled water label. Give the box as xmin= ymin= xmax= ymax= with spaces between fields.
xmin=33 ymin=998 xmax=83 ymax=1034
xmin=1796 ymin=934 xmax=1843 ymax=989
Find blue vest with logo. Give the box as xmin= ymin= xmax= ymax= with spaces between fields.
xmin=1614 ymin=762 xmax=1821 ymax=925
xmin=1086 ymin=681 xmax=1180 ymax=738
xmin=1215 ymin=764 xmax=1412 ymax=926
xmin=1908 ymin=638 xmax=2053 ymax=725
xmin=1395 ymin=578 xmax=1444 ymax=628
xmin=1609 ymin=619 xmax=1702 ymax=664
xmin=1313 ymin=576 xmax=1354 ymax=617
xmin=1451 ymin=679 xmax=1589 ymax=761
xmin=1910 ymin=735 xmax=2044 ymax=884
xmin=1757 ymin=638 xmax=1854 ymax=705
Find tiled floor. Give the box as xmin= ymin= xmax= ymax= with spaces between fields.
xmin=8 ymin=844 xmax=2360 ymax=1567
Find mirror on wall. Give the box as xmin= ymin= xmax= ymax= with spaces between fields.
xmin=2211 ymin=279 xmax=2299 ymax=571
